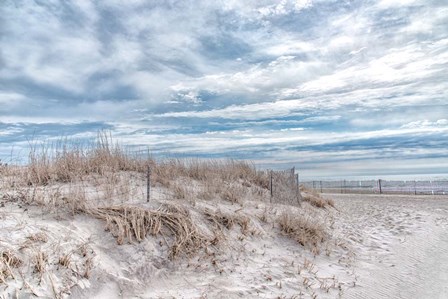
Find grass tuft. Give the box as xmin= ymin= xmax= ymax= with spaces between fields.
xmin=277 ymin=210 xmax=327 ymax=249
xmin=204 ymin=209 xmax=252 ymax=235
xmin=301 ymin=188 xmax=335 ymax=209
xmin=0 ymin=250 xmax=22 ymax=283
xmin=33 ymin=250 xmax=47 ymax=282
xmin=88 ymin=204 xmax=208 ymax=259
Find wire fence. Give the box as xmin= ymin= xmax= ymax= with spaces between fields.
xmin=263 ymin=167 xmax=301 ymax=205
xmin=1 ymin=166 xmax=303 ymax=207
xmin=302 ymin=179 xmax=448 ymax=195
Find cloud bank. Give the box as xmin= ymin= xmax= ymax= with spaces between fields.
xmin=1 ymin=0 xmax=448 ymax=178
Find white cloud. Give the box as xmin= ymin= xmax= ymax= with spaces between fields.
xmin=263 ymin=40 xmax=315 ymax=56
xmin=257 ymin=0 xmax=312 ymax=17
xmin=0 ymin=3 xmax=104 ymax=93
xmin=376 ymin=0 xmax=420 ymax=8
xmin=157 ymin=98 xmax=312 ymax=119
xmin=0 ymin=92 xmax=25 ymax=104
xmin=401 ymin=119 xmax=448 ymax=129
xmin=108 ymin=120 xmax=448 ymax=167
xmin=280 ymin=127 xmax=305 ymax=132
xmin=1 ymin=0 xmax=448 ymax=177
xmin=168 ymin=55 xmax=325 ymax=100
xmin=329 ymin=36 xmax=354 ymax=49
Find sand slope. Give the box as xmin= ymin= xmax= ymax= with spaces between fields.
xmin=1 ymin=188 xmax=356 ymax=299
xmin=2 ymin=187 xmax=447 ymax=298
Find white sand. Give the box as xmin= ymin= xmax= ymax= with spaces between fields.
xmin=2 ymin=189 xmax=447 ymax=298
xmin=324 ymin=193 xmax=448 ymax=299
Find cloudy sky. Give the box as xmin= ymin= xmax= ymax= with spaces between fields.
xmin=1 ymin=0 xmax=448 ymax=178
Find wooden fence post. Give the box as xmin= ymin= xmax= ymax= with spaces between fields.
xmin=270 ymin=170 xmax=273 ymax=201
xmin=320 ymin=180 xmax=323 ymax=193
xmin=378 ymin=179 xmax=382 ymax=194
xmin=147 ymin=165 xmax=151 ymax=202
xmin=295 ymin=173 xmax=301 ymax=204
xmin=296 ymin=173 xmax=299 ymax=189
xmin=414 ymin=180 xmax=417 ymax=195
xmin=291 ymin=167 xmax=295 ymax=185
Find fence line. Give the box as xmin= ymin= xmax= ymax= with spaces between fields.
xmin=263 ymin=167 xmax=301 ymax=206
xmin=1 ymin=166 xmax=303 ymax=206
xmin=302 ymin=179 xmax=448 ymax=195
xmin=4 ymin=165 xmax=447 ymax=204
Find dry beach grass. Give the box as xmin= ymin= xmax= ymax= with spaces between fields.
xmin=0 ymin=135 xmax=355 ymax=298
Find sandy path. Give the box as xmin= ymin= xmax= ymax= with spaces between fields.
xmin=325 ymin=194 xmax=448 ymax=299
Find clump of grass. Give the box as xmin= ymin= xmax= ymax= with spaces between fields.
xmin=58 ymin=252 xmax=73 ymax=269
xmin=83 ymin=256 xmax=93 ymax=279
xmin=25 ymin=132 xmax=147 ymax=186
xmin=33 ymin=250 xmax=47 ymax=281
xmin=28 ymin=145 xmax=52 ymax=185
xmin=173 ymin=183 xmax=188 ymax=200
xmin=198 ymin=180 xmax=219 ymax=200
xmin=58 ymin=243 xmax=94 ymax=280
xmin=88 ymin=204 xmax=208 ymax=259
xmin=277 ymin=210 xmax=327 ymax=249
xmin=0 ymin=250 xmax=23 ymax=283
xmin=220 ymin=185 xmax=243 ymax=204
xmin=154 ymin=159 xmax=269 ymax=190
xmin=27 ymin=232 xmax=49 ymax=243
xmin=258 ymin=206 xmax=270 ymax=223
xmin=204 ymin=209 xmax=251 ymax=235
xmin=1 ymin=250 xmax=22 ymax=268
xmin=301 ymin=188 xmax=334 ymax=209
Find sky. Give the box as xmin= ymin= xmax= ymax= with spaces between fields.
xmin=1 ymin=0 xmax=448 ymax=179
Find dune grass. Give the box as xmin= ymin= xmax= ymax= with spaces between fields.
xmin=1 ymin=133 xmax=334 ymax=267
xmin=17 ymin=132 xmax=269 ymax=193
xmin=0 ymin=250 xmax=23 ymax=283
xmin=87 ymin=203 xmax=209 ymax=259
xmin=300 ymin=186 xmax=335 ymax=208
xmin=277 ymin=210 xmax=328 ymax=249
xmin=0 ymin=136 xmax=341 ymax=299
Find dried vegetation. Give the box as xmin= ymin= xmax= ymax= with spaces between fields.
xmin=204 ymin=208 xmax=252 ymax=235
xmin=88 ymin=204 xmax=208 ymax=259
xmin=0 ymin=132 xmax=338 ymax=296
xmin=301 ymin=186 xmax=335 ymax=208
xmin=277 ymin=210 xmax=328 ymax=249
xmin=0 ymin=250 xmax=22 ymax=283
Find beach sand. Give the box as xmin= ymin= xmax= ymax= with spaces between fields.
xmin=1 ymin=187 xmax=447 ymax=298
xmin=325 ymin=193 xmax=448 ymax=299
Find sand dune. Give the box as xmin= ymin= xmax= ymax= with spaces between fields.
xmin=1 ymin=160 xmax=447 ymax=298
